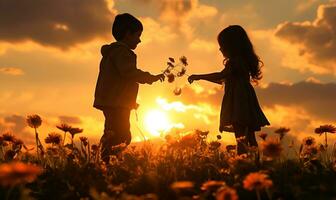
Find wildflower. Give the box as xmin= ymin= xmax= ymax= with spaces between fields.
xmin=167 ymin=62 xmax=174 ymax=68
xmin=26 ymin=115 xmax=43 ymax=156
xmin=173 ymin=87 xmax=182 ymax=96
xmin=302 ymin=137 xmax=316 ymax=147
xmin=169 ymin=57 xmax=175 ymax=63
xmin=216 ymin=186 xmax=239 ymax=200
xmin=258 ymin=133 xmax=268 ymax=141
xmin=0 ymin=162 xmax=43 ymax=186
xmin=69 ymin=127 xmax=83 ymax=138
xmin=163 ymin=68 xmax=171 ymax=75
xmin=171 ymin=181 xmax=194 ymax=190
xmin=274 ymin=127 xmax=290 ymax=140
xmin=217 ymin=135 xmax=222 ymax=140
xmin=243 ymin=172 xmax=273 ymax=191
xmin=209 ymin=141 xmax=221 ymax=150
xmin=57 ymin=123 xmax=73 ymax=145
xmin=167 ymin=73 xmax=175 ymax=83
xmin=261 ymin=139 xmax=283 ymax=159
xmin=26 ymin=115 xmax=42 ymax=129
xmin=315 ymin=124 xmax=336 ymax=147
xmin=180 ymin=56 xmax=188 ymax=66
xmin=45 ymin=132 xmax=62 ymax=145
xmin=79 ymin=136 xmax=88 ymax=146
xmin=2 ymin=133 xmax=15 ymax=142
xmin=56 ymin=123 xmax=72 ymax=133
xmin=201 ymin=180 xmax=225 ymax=191
xmin=177 ymin=67 xmax=187 ymax=77
xmin=314 ymin=124 xmax=336 ymax=135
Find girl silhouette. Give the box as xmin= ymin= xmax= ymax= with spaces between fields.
xmin=188 ymin=25 xmax=270 ymax=154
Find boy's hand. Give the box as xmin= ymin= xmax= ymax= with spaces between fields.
xmin=188 ymin=75 xmax=199 ymax=84
xmin=154 ymin=74 xmax=165 ymax=82
xmin=149 ymin=74 xmax=165 ymax=84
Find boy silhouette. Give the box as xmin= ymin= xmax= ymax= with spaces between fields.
xmin=93 ymin=13 xmax=164 ymax=162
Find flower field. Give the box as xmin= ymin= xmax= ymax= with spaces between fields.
xmin=1 ymin=115 xmax=336 ymax=200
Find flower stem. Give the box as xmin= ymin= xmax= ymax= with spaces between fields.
xmin=34 ymin=128 xmax=39 ymax=157
xmin=325 ymin=132 xmax=328 ymax=147
xmin=63 ymin=131 xmax=66 ymax=146
xmin=256 ymin=189 xmax=261 ymax=200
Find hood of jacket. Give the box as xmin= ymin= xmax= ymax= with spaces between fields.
xmin=100 ymin=42 xmax=130 ymax=57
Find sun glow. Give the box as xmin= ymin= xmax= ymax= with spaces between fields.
xmin=144 ymin=110 xmax=171 ymax=137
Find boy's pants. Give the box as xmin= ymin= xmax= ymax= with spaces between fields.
xmin=100 ymin=107 xmax=131 ymax=162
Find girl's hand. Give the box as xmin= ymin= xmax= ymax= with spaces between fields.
xmin=188 ymin=75 xmax=199 ymax=84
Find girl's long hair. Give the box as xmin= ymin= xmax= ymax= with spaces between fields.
xmin=218 ymin=25 xmax=263 ymax=84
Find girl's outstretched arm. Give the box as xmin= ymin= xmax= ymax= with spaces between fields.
xmin=188 ymin=72 xmax=224 ymax=85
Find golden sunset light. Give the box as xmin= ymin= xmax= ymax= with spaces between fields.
xmin=144 ymin=109 xmax=171 ymax=137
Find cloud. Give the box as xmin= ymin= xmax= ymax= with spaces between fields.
xmin=295 ymin=0 xmax=320 ymax=12
xmin=58 ymin=116 xmax=82 ymax=124
xmin=275 ymin=2 xmax=336 ymax=75
xmin=0 ymin=67 xmax=24 ymax=75
xmin=125 ymin=0 xmax=218 ymax=40
xmin=139 ymin=17 xmax=177 ymax=45
xmin=189 ymin=38 xmax=217 ymax=52
xmin=159 ymin=0 xmax=218 ymax=22
xmin=3 ymin=114 xmax=27 ymax=133
xmin=0 ymin=0 xmax=115 ymax=49
xmin=257 ymin=80 xmax=336 ymax=121
xmin=159 ymin=0 xmax=195 ymax=24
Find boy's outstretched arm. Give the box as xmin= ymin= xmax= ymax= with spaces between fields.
xmin=115 ymin=49 xmax=162 ymax=84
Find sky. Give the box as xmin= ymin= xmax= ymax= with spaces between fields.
xmin=0 ymin=0 xmax=335 ymax=147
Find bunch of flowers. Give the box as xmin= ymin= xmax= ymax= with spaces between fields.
xmin=163 ymin=56 xmax=188 ymax=95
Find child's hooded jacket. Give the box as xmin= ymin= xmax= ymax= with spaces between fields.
xmin=94 ymin=41 xmax=154 ymax=110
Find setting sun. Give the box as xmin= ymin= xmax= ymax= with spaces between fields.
xmin=144 ymin=109 xmax=171 ymax=137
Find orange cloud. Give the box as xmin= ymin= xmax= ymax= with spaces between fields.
xmin=0 ymin=67 xmax=24 ymax=76
xmin=275 ymin=2 xmax=336 ymax=75
xmin=0 ymin=0 xmax=115 ymax=49
xmin=139 ymin=17 xmax=178 ymax=45
xmin=189 ymin=38 xmax=217 ymax=52
xmin=262 ymin=104 xmax=334 ymax=145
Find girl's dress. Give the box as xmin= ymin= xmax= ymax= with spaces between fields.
xmin=219 ymin=59 xmax=270 ymax=132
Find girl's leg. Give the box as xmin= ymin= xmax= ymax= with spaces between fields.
xmin=233 ymin=124 xmax=248 ymax=155
xmin=247 ymin=129 xmax=258 ymax=147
